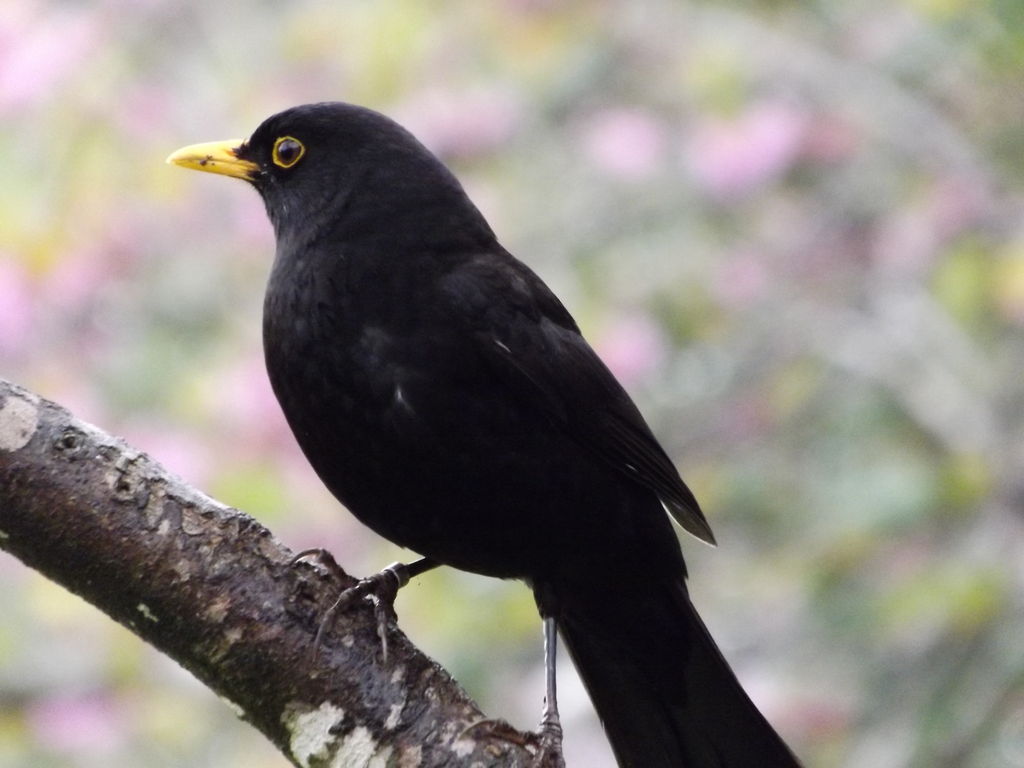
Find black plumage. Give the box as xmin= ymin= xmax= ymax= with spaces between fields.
xmin=169 ymin=102 xmax=800 ymax=767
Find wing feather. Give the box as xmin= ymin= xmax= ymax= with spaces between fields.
xmin=440 ymin=253 xmax=715 ymax=545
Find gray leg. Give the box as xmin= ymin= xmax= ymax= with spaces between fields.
xmin=541 ymin=616 xmax=561 ymax=733
xmin=536 ymin=616 xmax=564 ymax=765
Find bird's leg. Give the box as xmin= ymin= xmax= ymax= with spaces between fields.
xmin=527 ymin=583 xmax=566 ymax=766
xmin=457 ymin=614 xmax=565 ymax=766
xmin=534 ymin=615 xmax=565 ymax=767
xmin=539 ymin=616 xmax=564 ymax=749
xmin=292 ymin=552 xmax=438 ymax=660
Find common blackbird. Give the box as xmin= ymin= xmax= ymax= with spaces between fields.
xmin=168 ymin=102 xmax=800 ymax=767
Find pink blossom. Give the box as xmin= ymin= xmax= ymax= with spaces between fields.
xmin=582 ymin=107 xmax=667 ymax=180
xmin=393 ymin=88 xmax=521 ymax=158
xmin=217 ymin=355 xmax=293 ymax=443
xmin=928 ymin=176 xmax=988 ymax=240
xmin=712 ymin=252 xmax=769 ymax=309
xmin=118 ymin=422 xmax=212 ymax=488
xmin=46 ymin=378 xmax=108 ymax=428
xmin=0 ymin=257 xmax=35 ymax=356
xmin=687 ymin=104 xmax=808 ymax=199
xmin=230 ymin=193 xmax=276 ymax=249
xmin=721 ymin=395 xmax=772 ymax=442
xmin=801 ymin=114 xmax=860 ymax=164
xmin=595 ymin=313 xmax=668 ymax=387
xmin=27 ymin=692 xmax=127 ymax=754
xmin=0 ymin=7 xmax=99 ymax=114
xmin=43 ymin=246 xmax=116 ymax=314
xmin=873 ymin=177 xmax=988 ymax=274
xmin=112 ymin=85 xmax=173 ymax=141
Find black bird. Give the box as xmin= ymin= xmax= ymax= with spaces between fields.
xmin=168 ymin=102 xmax=800 ymax=768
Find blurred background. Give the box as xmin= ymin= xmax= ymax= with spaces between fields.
xmin=2 ymin=0 xmax=1024 ymax=765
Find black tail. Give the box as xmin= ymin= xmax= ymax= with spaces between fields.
xmin=556 ymin=577 xmax=800 ymax=767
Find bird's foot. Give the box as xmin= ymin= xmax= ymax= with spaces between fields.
xmin=457 ymin=719 xmax=563 ymax=768
xmin=291 ymin=550 xmax=413 ymax=662
xmin=531 ymin=704 xmax=565 ymax=767
xmin=330 ymin=561 xmax=411 ymax=662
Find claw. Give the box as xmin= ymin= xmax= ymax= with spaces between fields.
xmin=366 ymin=563 xmax=408 ymax=661
xmin=292 ymin=554 xmax=438 ymax=662
xmin=532 ymin=727 xmax=565 ymax=768
xmin=457 ymin=718 xmax=561 ymax=765
xmin=291 ymin=548 xmax=346 ymax=580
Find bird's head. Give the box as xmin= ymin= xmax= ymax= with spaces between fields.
xmin=168 ymin=102 xmax=492 ymax=250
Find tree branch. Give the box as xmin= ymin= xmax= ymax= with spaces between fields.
xmin=0 ymin=377 xmax=546 ymax=767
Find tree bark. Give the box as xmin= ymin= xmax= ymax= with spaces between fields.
xmin=0 ymin=377 xmax=550 ymax=767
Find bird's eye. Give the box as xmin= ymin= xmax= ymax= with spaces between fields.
xmin=272 ymin=136 xmax=305 ymax=169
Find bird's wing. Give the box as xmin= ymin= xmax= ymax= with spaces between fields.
xmin=438 ymin=252 xmax=715 ymax=545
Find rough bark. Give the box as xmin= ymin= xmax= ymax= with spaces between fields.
xmin=0 ymin=377 xmax=551 ymax=767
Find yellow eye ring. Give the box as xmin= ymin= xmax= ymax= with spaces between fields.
xmin=272 ymin=136 xmax=305 ymax=168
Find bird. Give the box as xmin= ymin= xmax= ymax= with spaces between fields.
xmin=167 ymin=102 xmax=800 ymax=767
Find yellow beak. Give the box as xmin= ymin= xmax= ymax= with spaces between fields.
xmin=165 ymin=139 xmax=258 ymax=180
